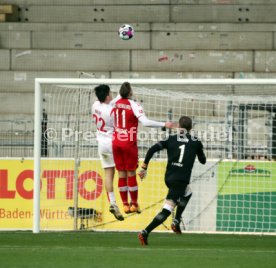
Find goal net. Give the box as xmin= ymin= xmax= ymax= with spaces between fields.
xmin=33 ymin=78 xmax=276 ymax=234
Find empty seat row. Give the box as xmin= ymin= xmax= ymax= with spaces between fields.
xmin=0 ymin=49 xmax=275 ymax=72
xmin=2 ymin=2 xmax=276 ymax=23
xmin=0 ymin=70 xmax=275 ymax=93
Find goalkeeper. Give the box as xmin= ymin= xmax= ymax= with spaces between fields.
xmin=138 ymin=116 xmax=206 ymax=246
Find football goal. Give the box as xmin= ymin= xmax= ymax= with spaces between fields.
xmin=33 ymin=78 xmax=276 ymax=234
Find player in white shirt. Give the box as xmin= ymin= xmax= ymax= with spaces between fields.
xmin=92 ymin=84 xmax=123 ymax=221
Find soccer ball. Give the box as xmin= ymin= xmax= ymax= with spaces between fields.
xmin=118 ymin=24 xmax=134 ymax=40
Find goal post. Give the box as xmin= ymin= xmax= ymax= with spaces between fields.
xmin=33 ymin=78 xmax=276 ymax=234
xmin=33 ymin=79 xmax=41 ymax=233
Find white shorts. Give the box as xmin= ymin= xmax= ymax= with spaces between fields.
xmin=98 ymin=141 xmax=115 ymax=168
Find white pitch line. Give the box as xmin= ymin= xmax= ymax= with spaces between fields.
xmin=116 ymin=247 xmax=276 ymax=254
xmin=0 ymin=246 xmax=275 ymax=254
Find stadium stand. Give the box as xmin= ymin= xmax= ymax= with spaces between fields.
xmin=0 ymin=0 xmax=276 ymax=156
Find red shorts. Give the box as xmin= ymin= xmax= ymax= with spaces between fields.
xmin=112 ymin=142 xmax=138 ymax=171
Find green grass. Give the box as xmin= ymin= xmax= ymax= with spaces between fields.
xmin=0 ymin=232 xmax=275 ymax=268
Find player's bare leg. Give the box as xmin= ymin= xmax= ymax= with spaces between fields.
xmin=118 ymin=171 xmax=130 ymax=213
xmin=127 ymin=170 xmax=141 ymax=213
xmin=105 ymin=167 xmax=124 ymax=221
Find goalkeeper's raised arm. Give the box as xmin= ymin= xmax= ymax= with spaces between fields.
xmin=138 ymin=142 xmax=164 ymax=179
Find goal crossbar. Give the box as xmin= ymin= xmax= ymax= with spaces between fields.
xmin=35 ymin=78 xmax=276 ymax=86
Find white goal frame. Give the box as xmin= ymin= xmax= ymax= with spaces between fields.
xmin=33 ymin=78 xmax=276 ymax=233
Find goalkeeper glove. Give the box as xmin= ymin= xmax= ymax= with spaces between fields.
xmin=138 ymin=163 xmax=148 ymax=180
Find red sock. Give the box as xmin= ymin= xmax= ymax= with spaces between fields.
xmin=118 ymin=177 xmax=128 ymax=205
xmin=127 ymin=175 xmax=138 ymax=206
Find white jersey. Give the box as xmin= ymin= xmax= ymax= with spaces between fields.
xmin=91 ymin=95 xmax=121 ymax=143
xmin=92 ymin=101 xmax=114 ymax=143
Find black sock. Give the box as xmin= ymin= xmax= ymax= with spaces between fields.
xmin=175 ymin=206 xmax=185 ymax=223
xmin=145 ymin=208 xmax=171 ymax=234
xmin=175 ymin=194 xmax=192 ymax=222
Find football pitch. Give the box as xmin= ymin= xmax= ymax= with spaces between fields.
xmin=0 ymin=231 xmax=275 ymax=268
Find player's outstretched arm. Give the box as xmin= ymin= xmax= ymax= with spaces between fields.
xmin=139 ymin=115 xmax=165 ymax=128
xmin=197 ymin=141 xmax=206 ymax=164
xmin=139 ymin=115 xmax=177 ymax=129
xmin=164 ymin=122 xmax=178 ymax=129
xmin=130 ymin=99 xmax=177 ymax=129
xmin=138 ymin=142 xmax=164 ymax=180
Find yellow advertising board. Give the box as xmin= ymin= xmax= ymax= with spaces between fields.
xmin=0 ymin=159 xmax=168 ymax=231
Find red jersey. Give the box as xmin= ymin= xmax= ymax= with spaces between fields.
xmin=112 ymin=98 xmax=144 ymax=144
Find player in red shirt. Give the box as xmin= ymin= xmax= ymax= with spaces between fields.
xmin=112 ymin=82 xmax=175 ymax=214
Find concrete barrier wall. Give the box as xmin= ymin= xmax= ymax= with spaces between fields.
xmin=0 ymin=71 xmax=109 ymax=92
xmin=172 ymin=0 xmax=276 ymax=3
xmin=152 ymin=32 xmax=272 ymax=50
xmin=0 ymin=22 xmax=150 ymax=32
xmin=171 ymin=5 xmax=276 ymax=23
xmin=0 ymin=31 xmax=30 ymax=48
xmin=0 ymin=23 xmax=275 ymax=75
xmin=0 ymin=50 xmax=10 ymax=70
xmin=3 ymin=2 xmax=276 ymax=23
xmin=0 ymin=70 xmax=275 ymax=126
xmin=152 ymin=23 xmax=276 ymax=32
xmin=6 ymin=0 xmax=169 ymax=5
xmin=2 ymin=49 xmax=276 ymax=73
xmin=255 ymin=51 xmax=276 ymax=72
xmin=5 ymin=0 xmax=276 ymax=5
xmin=0 ymin=5 xmax=275 ymax=95
xmin=1 ymin=71 xmax=275 ymax=121
xmin=0 ymin=23 xmax=274 ymax=50
xmin=2 ymin=71 xmax=276 ymax=94
xmin=132 ymin=50 xmax=253 ymax=72
xmin=2 ymin=3 xmax=276 ymax=23
xmin=0 ymin=92 xmax=34 ymax=114
xmin=19 ymin=6 xmax=170 ymax=23
xmin=2 ymin=29 xmax=269 ymax=50
xmin=32 ymin=32 xmax=150 ymax=50
xmin=11 ymin=49 xmax=130 ymax=71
